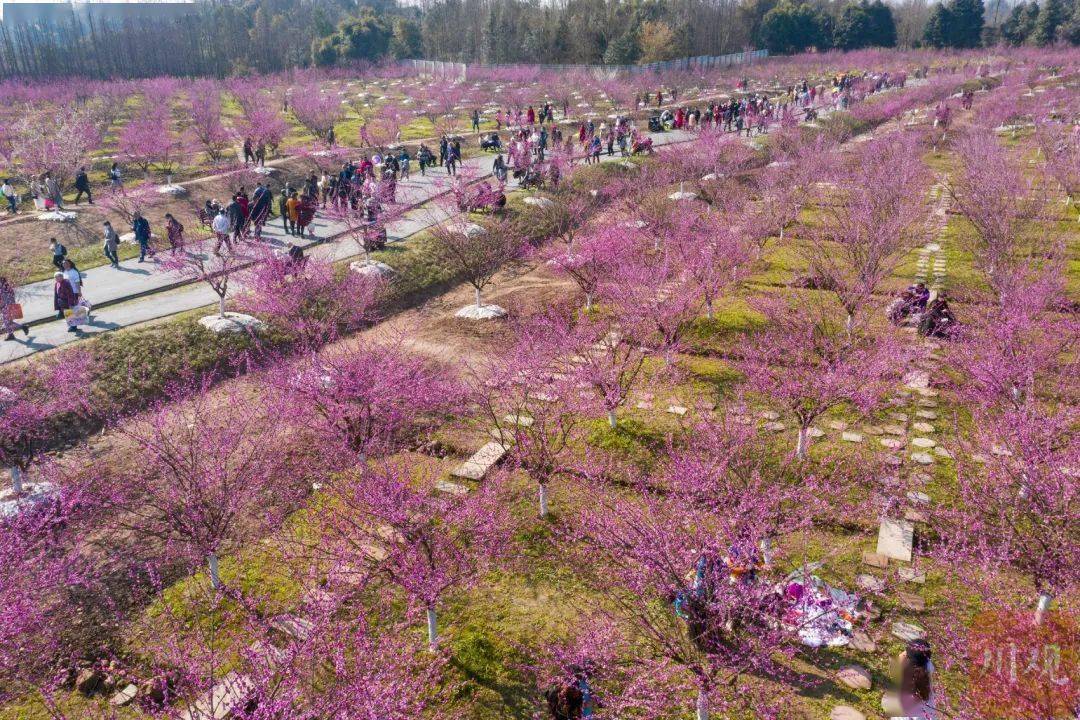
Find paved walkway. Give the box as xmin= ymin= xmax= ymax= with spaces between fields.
xmin=1 ymin=128 xmax=695 ymax=363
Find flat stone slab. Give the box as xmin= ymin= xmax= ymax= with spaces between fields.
xmin=911 ymin=451 xmax=934 ymax=465
xmin=503 ymin=414 xmax=534 ymax=427
xmin=917 ymin=398 xmax=938 ymax=408
xmin=635 ymin=401 xmax=652 ymax=410
xmin=934 ymin=445 xmax=952 ymax=458
xmin=862 ymin=425 xmax=883 ymax=435
xmin=882 ymin=424 xmax=906 ymax=435
xmin=912 ymin=422 xmax=935 ymax=433
xmin=760 ymin=410 xmax=780 ymax=420
xmin=897 ymin=591 xmax=926 ymax=612
xmin=830 ymin=704 xmax=866 ymax=720
xmin=109 ymin=684 xmax=138 ymax=707
xmin=907 ymin=491 xmax=930 ymax=505
xmin=450 ymin=441 xmax=508 ymax=480
xmin=435 ymin=479 xmax=471 ymax=496
xmin=911 ymin=437 xmax=936 ymax=448
xmin=862 ymin=551 xmax=889 ymax=569
xmin=915 ymin=410 xmax=938 ymax=419
xmin=877 ymin=518 xmax=914 ymax=562
xmin=850 ymin=630 xmax=876 ymax=652
xmin=828 ymin=420 xmax=848 ymax=430
xmin=891 ymin=621 xmax=926 ymax=642
xmin=666 ymin=405 xmax=688 ymax=416
xmin=880 ymin=438 xmax=904 ymax=450
xmin=270 ymin=614 xmax=315 ymax=640
xmin=856 ymin=574 xmax=886 ymax=593
xmin=763 ymin=421 xmax=786 ymax=432
xmin=841 ymin=432 xmax=864 ymax=443
xmin=179 ymin=671 xmax=255 ymax=720
xmin=836 ymin=665 xmax=873 ymax=690
xmin=807 ymin=427 xmax=825 ymax=438
xmin=898 ymin=567 xmax=926 ymax=584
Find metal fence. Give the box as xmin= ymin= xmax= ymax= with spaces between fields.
xmin=401 ymin=50 xmax=768 ymax=81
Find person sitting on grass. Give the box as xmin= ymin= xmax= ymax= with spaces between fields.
xmin=918 ymin=293 xmax=955 ymax=339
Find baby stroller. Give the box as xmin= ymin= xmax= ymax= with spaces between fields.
xmin=648 ymin=115 xmax=663 ymax=132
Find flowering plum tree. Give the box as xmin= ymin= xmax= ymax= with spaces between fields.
xmin=738 ymin=296 xmax=908 ymax=458
xmin=804 ymin=132 xmax=931 ymax=329
xmin=185 ymin=79 xmax=232 ymax=162
xmin=313 ymin=457 xmax=512 ymax=645
xmin=270 ymin=336 xmax=460 ymax=467
xmin=100 ymin=379 xmax=303 ymax=588
xmin=235 ymin=250 xmax=386 ymax=350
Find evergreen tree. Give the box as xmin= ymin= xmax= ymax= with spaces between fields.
xmin=1001 ymin=1 xmax=1041 ymax=44
xmin=603 ymin=27 xmax=642 ymax=64
xmin=923 ymin=0 xmax=984 ymax=47
xmin=949 ymin=0 xmax=986 ymax=46
xmin=836 ymin=0 xmax=897 ymax=48
xmin=760 ymin=0 xmax=831 ymax=53
xmin=1032 ymin=0 xmax=1068 ymax=43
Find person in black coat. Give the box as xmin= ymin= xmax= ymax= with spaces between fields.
xmin=73 ymin=167 xmax=93 ymax=205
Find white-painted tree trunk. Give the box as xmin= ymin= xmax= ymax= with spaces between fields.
xmin=1035 ymin=593 xmax=1053 ymax=625
xmin=585 ymin=293 xmax=592 ymax=311
xmin=427 ymin=608 xmax=438 ymax=645
xmin=778 ymin=225 xmax=784 ymax=242
xmin=538 ymin=483 xmax=549 ymax=517
xmin=10 ymin=466 xmax=23 ymax=494
xmin=475 ymin=287 xmax=482 ymax=308
xmin=607 ymin=409 xmax=617 ymax=429
xmin=795 ymin=427 xmax=809 ymax=458
xmin=696 ymin=688 xmax=709 ymax=720
xmin=208 ymin=553 xmax=221 ymax=588
xmin=218 ymin=295 xmax=227 ymax=318
xmin=845 ymin=312 xmax=854 ymax=334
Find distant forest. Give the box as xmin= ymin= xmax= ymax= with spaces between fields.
xmin=0 ymin=0 xmax=1078 ymax=78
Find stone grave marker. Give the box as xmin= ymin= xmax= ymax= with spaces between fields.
xmin=877 ymin=519 xmax=914 ymax=562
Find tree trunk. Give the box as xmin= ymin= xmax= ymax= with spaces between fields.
xmin=795 ymin=426 xmax=809 ymax=458
xmin=208 ymin=553 xmax=221 ymax=588
xmin=10 ymin=466 xmax=22 ymax=494
xmin=705 ymin=298 xmax=713 ymax=320
xmin=218 ymin=294 xmax=227 ymax=318
xmin=426 ymin=607 xmax=438 ymax=646
xmin=845 ymin=312 xmax=854 ymax=334
xmin=607 ymin=409 xmax=617 ymax=429
xmin=538 ymin=482 xmax=549 ymax=518
xmin=474 ymin=286 xmax=482 ymax=308
xmin=778 ymin=224 xmax=784 ymax=242
xmin=1035 ymin=593 xmax=1053 ymax=625
xmin=696 ymin=688 xmax=709 ymax=720
xmin=585 ymin=293 xmax=592 ymax=311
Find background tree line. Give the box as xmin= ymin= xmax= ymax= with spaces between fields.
xmin=0 ymin=0 xmax=1078 ymax=79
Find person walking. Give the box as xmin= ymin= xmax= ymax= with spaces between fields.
xmin=109 ymin=162 xmax=122 ymax=188
xmin=226 ymin=195 xmax=245 ymax=243
xmin=53 ymin=272 xmax=77 ymax=329
xmin=286 ymin=191 xmax=300 ymax=237
xmin=49 ymin=238 xmax=68 ymax=271
xmin=61 ymin=258 xmax=86 ymax=320
xmin=471 ymin=109 xmax=480 ymax=133
xmin=132 ymin=211 xmax=152 ymax=262
xmin=164 ymin=213 xmax=185 ymax=253
xmin=211 ymin=208 xmax=232 ymax=253
xmin=73 ymin=167 xmax=93 ymax=205
xmin=278 ymin=190 xmax=292 ymax=235
xmin=1 ymin=178 xmax=17 ymax=214
xmin=399 ymin=149 xmax=410 ymax=180
xmin=243 ymin=137 xmax=255 ymax=164
xmin=102 ymin=221 xmax=121 ymax=268
xmin=0 ymin=276 xmax=27 ymax=341
xmin=44 ymin=172 xmax=63 ymax=209
xmin=249 ymin=182 xmax=271 ymax=239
